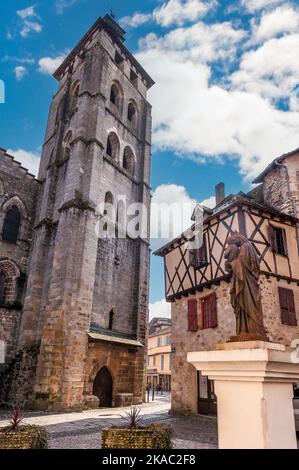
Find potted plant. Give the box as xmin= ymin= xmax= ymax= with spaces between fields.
xmin=101 ymin=406 xmax=173 ymax=449
xmin=0 ymin=405 xmax=49 ymax=449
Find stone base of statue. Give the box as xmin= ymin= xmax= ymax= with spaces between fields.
xmin=230 ymin=333 xmax=269 ymax=342
xmin=188 ymin=341 xmax=299 ymax=449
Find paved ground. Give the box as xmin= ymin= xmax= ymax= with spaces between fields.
xmin=0 ymin=394 xmax=218 ymax=449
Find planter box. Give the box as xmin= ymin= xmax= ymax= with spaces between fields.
xmin=102 ymin=424 xmax=173 ymax=449
xmin=0 ymin=425 xmax=48 ymax=449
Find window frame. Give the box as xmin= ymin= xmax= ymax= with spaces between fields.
xmin=2 ymin=205 xmax=22 ymax=244
xmin=201 ymin=293 xmax=218 ymax=330
xmin=268 ymin=224 xmax=288 ymax=257
xmin=189 ymin=233 xmax=208 ymax=269
xmin=278 ymin=287 xmax=297 ymax=326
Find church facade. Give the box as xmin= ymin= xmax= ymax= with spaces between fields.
xmin=156 ymin=150 xmax=299 ymax=416
xmin=0 ymin=15 xmax=154 ymax=410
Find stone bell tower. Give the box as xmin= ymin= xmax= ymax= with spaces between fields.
xmin=19 ymin=15 xmax=154 ymax=410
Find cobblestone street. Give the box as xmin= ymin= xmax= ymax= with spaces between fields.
xmin=0 ymin=395 xmax=218 ymax=449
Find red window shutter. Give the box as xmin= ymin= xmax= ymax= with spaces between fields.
xmin=282 ymin=229 xmax=288 ymax=256
xmin=268 ymin=225 xmax=277 ymax=252
xmin=187 ymin=299 xmax=198 ymax=331
xmin=202 ymin=293 xmax=217 ymax=329
xmin=286 ymin=289 xmax=297 ymax=326
xmin=210 ymin=292 xmax=218 ymax=328
xmin=278 ymin=287 xmax=297 ymax=325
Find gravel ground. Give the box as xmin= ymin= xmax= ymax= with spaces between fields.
xmin=0 ymin=395 xmax=218 ymax=449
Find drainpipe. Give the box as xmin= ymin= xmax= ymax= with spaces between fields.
xmin=275 ymin=160 xmax=299 ymax=255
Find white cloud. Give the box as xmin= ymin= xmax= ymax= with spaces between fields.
xmin=139 ymin=21 xmax=245 ymax=63
xmin=17 ymin=5 xmax=42 ymax=38
xmin=120 ymin=0 xmax=216 ymax=30
xmin=153 ymin=0 xmax=216 ymax=27
xmin=38 ymin=54 xmax=67 ymax=75
xmin=3 ymin=55 xmax=35 ymax=64
xmin=7 ymin=149 xmax=40 ymax=176
xmin=120 ymin=12 xmax=152 ymax=28
xmin=231 ymin=34 xmax=299 ymax=104
xmin=17 ymin=6 xmax=36 ymax=19
xmin=56 ymin=0 xmax=80 ymax=15
xmin=151 ymin=184 xmax=197 ymax=242
xmin=149 ymin=299 xmax=171 ymax=321
xmin=241 ymin=0 xmax=283 ymax=13
xmin=14 ymin=66 xmax=27 ymax=81
xmin=251 ymin=5 xmax=299 ymax=42
xmin=201 ymin=195 xmax=216 ymax=208
xmin=137 ymin=22 xmax=299 ymax=182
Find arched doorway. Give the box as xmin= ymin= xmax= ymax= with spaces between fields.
xmin=93 ymin=367 xmax=113 ymax=407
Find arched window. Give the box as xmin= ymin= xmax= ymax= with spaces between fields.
xmin=0 ymin=272 xmax=6 ymax=304
xmin=55 ymin=99 xmax=64 ymax=127
xmin=108 ymin=309 xmax=114 ymax=330
xmin=123 ymin=147 xmax=135 ymax=176
xmin=104 ymin=192 xmax=114 ymax=214
xmin=106 ymin=132 xmax=120 ymax=160
xmin=2 ymin=206 xmax=21 ymax=243
xmin=110 ymin=83 xmax=123 ymax=110
xmin=127 ymin=102 xmax=137 ymax=126
xmin=63 ymin=131 xmax=72 ymax=160
xmin=70 ymin=82 xmax=80 ymax=116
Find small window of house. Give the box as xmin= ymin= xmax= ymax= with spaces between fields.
xmin=189 ymin=233 xmax=208 ymax=269
xmin=278 ymin=287 xmax=297 ymax=326
xmin=2 ymin=206 xmax=21 ymax=244
xmin=161 ymin=355 xmax=165 ymax=371
xmin=268 ymin=225 xmax=288 ymax=256
xmin=201 ymin=293 xmax=217 ymax=329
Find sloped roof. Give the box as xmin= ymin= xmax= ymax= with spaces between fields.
xmin=252 ymin=147 xmax=299 ymax=184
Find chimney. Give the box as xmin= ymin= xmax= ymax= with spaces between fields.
xmin=215 ymin=182 xmax=225 ymax=206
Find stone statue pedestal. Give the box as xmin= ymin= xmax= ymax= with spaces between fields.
xmin=188 ymin=341 xmax=299 ymax=449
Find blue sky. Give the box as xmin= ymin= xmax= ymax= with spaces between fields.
xmin=1 ymin=0 xmax=299 ymax=318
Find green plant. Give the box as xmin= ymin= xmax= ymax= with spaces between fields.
xmin=123 ymin=407 xmax=143 ymax=429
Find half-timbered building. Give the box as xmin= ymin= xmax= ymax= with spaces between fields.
xmin=155 ymin=148 xmax=299 ymax=416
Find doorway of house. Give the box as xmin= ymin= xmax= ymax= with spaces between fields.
xmin=197 ymin=371 xmax=217 ymax=416
xmin=93 ymin=366 xmax=113 ymax=407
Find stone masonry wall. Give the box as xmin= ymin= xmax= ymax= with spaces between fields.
xmin=85 ymin=341 xmax=142 ymax=405
xmin=171 ymin=276 xmax=299 ymax=415
xmin=0 ymin=149 xmax=39 ymax=365
xmin=263 ymin=165 xmax=293 ymax=215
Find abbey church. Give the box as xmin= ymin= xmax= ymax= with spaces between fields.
xmin=0 ymin=15 xmax=154 ymax=410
